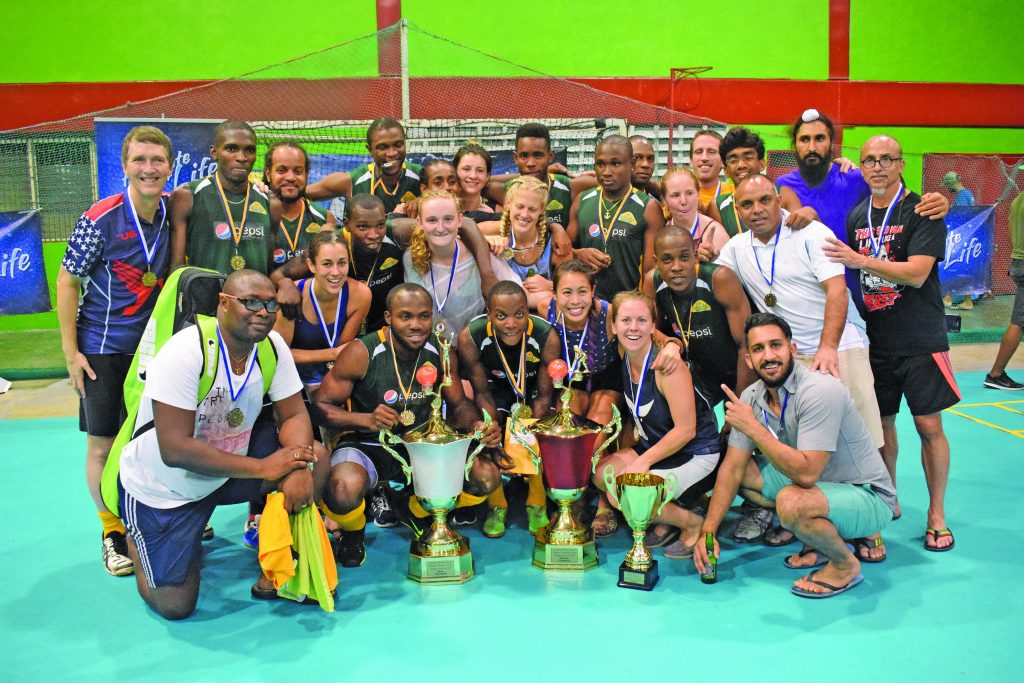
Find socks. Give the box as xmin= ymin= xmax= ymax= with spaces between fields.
xmin=487 ymin=485 xmax=508 ymax=510
xmin=456 ymin=492 xmax=487 ymax=508
xmin=526 ymin=473 xmax=546 ymax=508
xmin=98 ymin=510 xmax=126 ymax=538
xmin=320 ymin=500 xmax=366 ymax=532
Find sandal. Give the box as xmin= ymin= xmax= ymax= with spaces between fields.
xmin=924 ymin=527 xmax=955 ymax=552
xmin=644 ymin=524 xmax=680 ymax=548
xmin=764 ymin=525 xmax=797 ymax=547
xmin=591 ymin=507 xmax=618 ymax=537
xmin=851 ymin=535 xmax=886 ymax=563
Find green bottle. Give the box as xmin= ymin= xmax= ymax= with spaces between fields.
xmin=526 ymin=267 xmax=537 ymax=279
xmin=701 ymin=532 xmax=717 ymax=584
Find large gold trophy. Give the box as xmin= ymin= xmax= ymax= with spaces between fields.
xmin=604 ymin=466 xmax=676 ymax=590
xmin=512 ymin=352 xmax=621 ymax=571
xmin=379 ymin=332 xmax=491 ymax=585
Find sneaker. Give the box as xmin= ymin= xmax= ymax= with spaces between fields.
xmin=102 ymin=531 xmax=134 ymax=577
xmin=243 ymin=515 xmax=261 ymax=550
xmin=984 ymin=373 xmax=1024 ymax=391
xmin=369 ymin=487 xmax=398 ymax=528
xmin=335 ymin=528 xmax=366 ymax=568
xmin=202 ymin=523 xmax=214 ymax=541
xmin=526 ymin=504 xmax=549 ymax=534
xmin=482 ymin=507 xmax=508 ymax=538
xmin=451 ymin=505 xmax=478 ymax=527
xmin=731 ymin=503 xmax=773 ymax=543
xmin=662 ymin=537 xmax=695 ymax=560
xmin=399 ymin=503 xmax=430 ymax=540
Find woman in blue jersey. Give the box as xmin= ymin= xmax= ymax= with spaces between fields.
xmin=539 ymin=259 xmax=683 ymax=535
xmin=273 ymin=230 xmax=371 ymax=395
xmin=593 ymin=291 xmax=720 ymax=558
xmin=489 ymin=175 xmax=554 ymax=310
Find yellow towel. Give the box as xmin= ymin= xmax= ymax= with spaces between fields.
xmin=258 ymin=493 xmax=339 ymax=612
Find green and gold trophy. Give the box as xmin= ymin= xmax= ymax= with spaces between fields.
xmin=512 ymin=354 xmax=621 ymax=571
xmin=603 ymin=465 xmax=677 ymax=591
xmin=379 ymin=334 xmax=491 ymax=585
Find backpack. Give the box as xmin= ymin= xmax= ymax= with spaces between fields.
xmin=100 ymin=267 xmax=278 ymax=516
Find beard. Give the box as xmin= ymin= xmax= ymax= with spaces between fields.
xmin=756 ymin=356 xmax=795 ymax=388
xmin=797 ymin=150 xmax=833 ymax=186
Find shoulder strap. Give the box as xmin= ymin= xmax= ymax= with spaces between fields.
xmin=196 ymin=313 xmax=278 ymax=400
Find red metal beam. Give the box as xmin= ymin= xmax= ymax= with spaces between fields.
xmin=376 ymin=0 xmax=402 ymax=77
xmin=829 ymin=0 xmax=851 ymax=80
xmin=2 ymin=78 xmax=1023 ymax=132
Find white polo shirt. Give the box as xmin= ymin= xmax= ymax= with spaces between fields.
xmin=717 ymin=210 xmax=868 ymax=355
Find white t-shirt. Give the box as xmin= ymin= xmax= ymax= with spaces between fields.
xmin=717 ymin=211 xmax=868 ymax=354
xmin=119 ymin=326 xmax=303 ymax=509
xmin=403 ymin=243 xmax=522 ymax=346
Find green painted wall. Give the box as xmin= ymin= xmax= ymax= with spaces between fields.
xmin=6 ymin=1 xmax=1021 ymax=84
xmin=850 ymin=0 xmax=1024 ymax=85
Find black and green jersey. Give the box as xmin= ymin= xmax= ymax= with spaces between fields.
xmin=467 ymin=313 xmax=552 ymax=413
xmin=504 ymin=173 xmax=572 ymax=228
xmin=653 ymin=265 xmax=737 ymax=405
xmin=348 ymin=327 xmax=442 ymax=441
xmin=576 ymin=186 xmax=650 ymax=300
xmin=716 ymin=192 xmax=745 ymax=238
xmin=345 ymin=224 xmax=405 ymax=333
xmin=186 ymin=177 xmax=272 ymax=274
xmin=350 ymin=161 xmax=423 ymax=214
xmin=272 ymin=200 xmax=327 ymax=268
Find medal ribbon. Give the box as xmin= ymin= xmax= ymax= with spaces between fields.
xmin=309 ymin=278 xmax=347 ymax=349
xmin=557 ymin=311 xmax=589 ymax=376
xmin=370 ymin=162 xmax=405 ymax=197
xmin=762 ymin=390 xmax=790 ymax=434
xmin=751 ymin=226 xmax=781 ymax=292
xmin=867 ymin=183 xmax=904 ymax=258
xmin=669 ymin=265 xmax=700 ymax=349
xmin=213 ymin=174 xmax=251 ymax=250
xmin=216 ymin=327 xmax=257 ymax=402
xmin=388 ymin=328 xmax=423 ymax=405
xmin=489 ymin=320 xmax=528 ymax=401
xmin=689 ymin=212 xmax=701 ymax=239
xmin=598 ymin=188 xmax=631 ymax=245
xmin=429 ymin=241 xmax=459 ymax=318
xmin=279 ymin=201 xmax=306 ymax=254
xmin=713 ymin=179 xmax=722 ymax=201
xmin=626 ymin=343 xmax=654 ymax=433
xmin=124 ymin=190 xmax=166 ymax=276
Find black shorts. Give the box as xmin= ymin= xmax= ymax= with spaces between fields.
xmin=78 ymin=353 xmax=133 ymax=437
xmin=870 ymin=350 xmax=961 ymax=417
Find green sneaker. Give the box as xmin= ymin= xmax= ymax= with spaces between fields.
xmin=526 ymin=505 xmax=549 ymax=535
xmin=482 ymin=507 xmax=508 ymax=538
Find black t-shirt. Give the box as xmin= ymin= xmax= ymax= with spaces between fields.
xmin=845 ymin=191 xmax=948 ymax=355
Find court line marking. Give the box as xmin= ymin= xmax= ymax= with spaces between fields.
xmin=944 ymin=408 xmax=1024 ymax=439
xmin=992 ymin=404 xmax=1024 ymax=416
xmin=955 ymin=400 xmax=1024 ymax=408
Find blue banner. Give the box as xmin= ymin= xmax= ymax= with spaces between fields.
xmin=94 ymin=118 xmax=221 ymax=198
xmin=0 ymin=211 xmax=50 ymax=315
xmin=941 ymin=205 xmax=995 ymax=296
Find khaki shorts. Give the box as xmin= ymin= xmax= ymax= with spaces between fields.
xmin=796 ymin=347 xmax=884 ymax=449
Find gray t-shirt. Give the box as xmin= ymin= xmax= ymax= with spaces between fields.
xmin=728 ymin=363 xmax=896 ymax=511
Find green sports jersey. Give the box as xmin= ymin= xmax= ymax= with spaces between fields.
xmin=715 ymin=192 xmax=745 ymax=238
xmin=503 ymin=173 xmax=572 ymax=228
xmin=345 ymin=224 xmax=405 ymax=333
xmin=348 ymin=327 xmax=442 ymax=441
xmin=350 ymin=161 xmax=423 ymax=214
xmin=653 ymin=265 xmax=737 ymax=405
xmin=272 ymin=199 xmax=327 ymax=267
xmin=467 ymin=313 xmax=551 ymax=412
xmin=186 ymin=176 xmax=272 ymax=274
xmin=575 ymin=186 xmax=650 ymax=300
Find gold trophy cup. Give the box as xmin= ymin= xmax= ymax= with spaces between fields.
xmin=604 ymin=465 xmax=677 ymax=590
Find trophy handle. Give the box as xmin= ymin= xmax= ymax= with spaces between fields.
xmin=465 ymin=409 xmax=493 ymax=480
xmin=602 ymin=464 xmax=620 ymax=507
xmin=378 ymin=429 xmax=413 ymax=484
xmin=590 ymin=404 xmax=623 ymax=473
xmin=657 ymin=472 xmax=678 ymax=516
xmin=509 ymin=412 xmax=541 ymax=474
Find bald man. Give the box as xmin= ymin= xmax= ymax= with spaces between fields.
xmin=823 ymin=134 xmax=959 ymax=555
xmin=116 ymin=270 xmax=328 ymax=619
xmin=564 ymin=135 xmax=665 ymax=300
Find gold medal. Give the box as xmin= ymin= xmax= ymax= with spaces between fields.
xmin=512 ymin=402 xmax=531 ymax=420
xmin=230 ymin=253 xmax=246 ymax=271
xmin=141 ymin=270 xmax=157 ymax=287
xmin=764 ymin=291 xmax=777 ymax=307
xmin=503 ymin=248 xmax=514 ymax=260
xmin=400 ymin=409 xmax=415 ymax=427
xmin=227 ymin=407 xmax=245 ymax=427
xmin=633 ymin=425 xmax=640 ymax=441
xmin=325 ymin=361 xmax=334 ymax=370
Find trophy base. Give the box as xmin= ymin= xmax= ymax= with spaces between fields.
xmin=532 ymin=531 xmax=599 ymax=571
xmin=408 ymin=539 xmax=476 ymax=584
xmin=617 ymin=559 xmax=659 ymax=591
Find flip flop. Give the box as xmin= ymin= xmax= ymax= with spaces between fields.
xmin=764 ymin=525 xmax=797 ymax=547
xmin=591 ymin=508 xmax=618 ymax=537
xmin=851 ymin=535 xmax=887 ymax=563
xmin=924 ymin=527 xmax=955 ymax=552
xmin=791 ymin=570 xmax=864 ymax=599
xmin=644 ymin=524 xmax=681 ymax=548
xmin=784 ymin=543 xmax=854 ymax=569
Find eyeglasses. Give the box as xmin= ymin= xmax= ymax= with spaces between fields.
xmin=861 ymin=156 xmax=903 ymax=169
xmin=725 ymin=151 xmax=759 ymax=166
xmin=222 ymin=294 xmax=280 ymax=313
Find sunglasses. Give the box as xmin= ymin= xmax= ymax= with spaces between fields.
xmin=222 ymin=294 xmax=280 ymax=313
